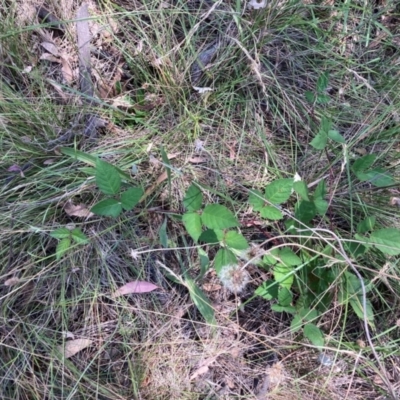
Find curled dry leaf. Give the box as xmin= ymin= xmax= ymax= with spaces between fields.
xmin=40 ymin=53 xmax=60 ymax=63
xmin=59 ymin=338 xmax=93 ymax=358
xmin=4 ymin=277 xmax=21 ymax=286
xmin=190 ymin=357 xmax=217 ymax=381
xmin=112 ymin=281 xmax=160 ymax=298
xmin=64 ymin=200 xmax=94 ymax=218
xmin=60 ymin=56 xmax=74 ymax=84
xmin=41 ymin=41 xmax=59 ymax=57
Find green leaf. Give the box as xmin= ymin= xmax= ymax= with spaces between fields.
xmin=182 ymin=212 xmax=203 ymax=242
xmin=295 ymin=200 xmax=317 ymax=224
xmin=249 ymin=190 xmax=265 ymax=211
xmin=349 ymin=297 xmax=374 ymax=327
xmin=214 ymin=248 xmax=237 ymax=274
xmin=317 ymin=71 xmax=329 ymax=92
xmin=120 ymin=187 xmax=143 ymax=210
xmin=279 ymin=248 xmax=302 ymax=266
xmin=319 ymin=116 xmax=332 ymax=135
xmin=314 ymin=179 xmax=326 ymax=199
xmin=263 ymin=248 xmax=280 ymax=266
xmin=198 ymin=248 xmax=209 ymax=279
xmin=201 ymin=204 xmax=239 ymax=230
xmin=369 ymin=228 xmax=400 ymax=255
xmin=356 ymin=168 xmax=395 ymax=187
xmin=159 ymin=218 xmax=168 ymax=248
xmin=50 ymin=228 xmax=71 ymax=240
xmin=56 ymin=238 xmax=71 ymax=260
xmin=273 ymin=263 xmax=294 ymax=290
xmin=70 ymin=228 xmax=89 ymax=244
xmin=160 ymin=146 xmax=171 ymax=187
xmin=260 ymin=206 xmax=283 ymax=220
xmin=264 ymin=179 xmax=293 ymax=205
xmin=183 ymin=184 xmax=203 ymax=212
xmin=357 ymin=216 xmax=376 ymax=234
xmin=352 ymin=154 xmax=376 ymax=173
xmin=186 ymin=277 xmax=216 ymax=327
xmin=305 ymin=90 xmax=315 ymax=103
xmin=290 ymin=314 xmax=303 ymax=333
xmin=314 ymin=197 xmax=328 ymax=216
xmin=304 ymin=323 xmax=324 ymax=349
xmin=91 ymin=198 xmax=122 ymax=217
xmin=328 ymin=130 xmax=345 ymax=143
xmin=278 ymin=287 xmax=292 ymax=306
xmin=225 ymin=231 xmax=249 ymax=250
xmin=271 ymin=304 xmax=296 ymax=314
xmin=316 ymin=94 xmax=330 ymax=104
xmin=310 ymin=132 xmax=328 ymax=150
xmin=95 ymin=159 xmax=121 ymax=195
xmin=344 ymin=241 xmax=367 ymax=258
xmin=293 ymin=180 xmax=309 ymax=201
xmin=198 ymin=229 xmax=220 ymax=244
xmin=255 ymin=279 xmax=279 ymax=300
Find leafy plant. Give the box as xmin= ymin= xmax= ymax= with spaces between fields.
xmin=50 ymin=227 xmax=89 ymax=260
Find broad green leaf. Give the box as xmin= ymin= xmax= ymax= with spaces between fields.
xmin=293 ymin=180 xmax=309 ymax=201
xmin=344 ymin=241 xmax=367 ymax=258
xmin=271 ymin=304 xmax=296 ymax=314
xmin=249 ymin=190 xmax=265 ymax=211
xmin=319 ymin=116 xmax=332 ymax=135
xmin=295 ymin=200 xmax=317 ymax=223
xmin=95 ymin=159 xmax=121 ymax=195
xmin=280 ymin=248 xmax=302 ymax=266
xmin=70 ymin=228 xmax=89 ymax=244
xmin=214 ymin=248 xmax=237 ymax=274
xmin=356 ymin=168 xmax=395 ymax=187
xmin=91 ymin=198 xmax=122 ymax=217
xmin=183 ymin=184 xmax=203 ymax=211
xmin=290 ymin=314 xmax=303 ymax=333
xmin=314 ymin=197 xmax=328 ymax=216
xmin=56 ymin=238 xmax=71 ymax=260
xmin=159 ymin=218 xmax=168 ymax=248
xmin=314 ymin=179 xmax=326 ymax=199
xmin=299 ymin=308 xmax=319 ymax=322
xmin=182 ymin=212 xmax=202 ymax=242
xmin=50 ymin=228 xmax=71 ymax=240
xmin=351 ymin=154 xmax=376 ymax=173
xmin=198 ymin=229 xmax=220 ymax=244
xmin=273 ymin=263 xmax=294 ymax=290
xmin=255 ymin=279 xmax=279 ymax=300
xmin=349 ymin=296 xmax=374 ymax=327
xmin=260 ymin=206 xmax=283 ymax=220
xmin=316 ymin=94 xmax=330 ymax=104
xmin=264 ymin=179 xmax=293 ymax=205
xmin=278 ymin=287 xmax=292 ymax=306
xmin=305 ymin=90 xmax=315 ymax=103
xmin=328 ymin=130 xmax=345 ymax=143
xmin=186 ymin=277 xmax=216 ymax=327
xmin=225 ymin=231 xmax=249 ymax=250
xmin=304 ymin=323 xmax=324 ymax=349
xmin=263 ymin=248 xmax=280 ymax=265
xmin=370 ymin=228 xmax=400 ymax=255
xmin=357 ymin=216 xmax=376 ymax=234
xmin=201 ymin=204 xmax=239 ymax=230
xmin=310 ymin=132 xmax=328 ymax=150
xmin=317 ymin=71 xmax=329 ymax=92
xmin=121 ymin=187 xmax=143 ymax=210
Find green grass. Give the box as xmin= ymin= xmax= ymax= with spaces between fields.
xmin=1 ymin=0 xmax=400 ymax=399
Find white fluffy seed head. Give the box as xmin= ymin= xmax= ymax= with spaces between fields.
xmin=218 ymin=264 xmax=250 ymax=294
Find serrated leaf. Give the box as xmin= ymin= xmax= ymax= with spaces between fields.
xmin=70 ymin=228 xmax=89 ymax=244
xmin=295 ymin=200 xmax=317 ymax=223
xmin=260 ymin=206 xmax=283 ymax=220
xmin=290 ymin=314 xmax=303 ymax=333
xmin=320 ymin=116 xmax=332 ymax=135
xmin=369 ymin=228 xmax=400 ymax=255
xmin=56 ymin=238 xmax=71 ymax=260
xmin=255 ymin=279 xmax=279 ymax=300
xmin=305 ymin=90 xmax=315 ymax=103
xmin=264 ymin=179 xmax=293 ymax=205
xmin=198 ymin=229 xmax=220 ymax=244
xmin=273 ymin=264 xmax=294 ymax=290
xmin=351 ymin=154 xmax=376 ymax=173
xmin=271 ymin=304 xmax=296 ymax=314
xmin=91 ymin=198 xmax=122 ymax=217
xmin=310 ymin=132 xmax=328 ymax=150
xmin=183 ymin=184 xmax=203 ymax=211
xmin=356 ymin=168 xmax=395 ymax=187
xmin=314 ymin=179 xmax=326 ymax=199
xmin=317 ymin=71 xmax=329 ymax=92
xmin=293 ymin=180 xmax=309 ymax=201
xmin=263 ymin=248 xmax=280 ymax=265
xmin=121 ymin=187 xmax=143 ymax=210
xmin=278 ymin=287 xmax=292 ymax=306
xmin=201 ymin=204 xmax=239 ymax=230
xmin=95 ymin=159 xmax=121 ymax=195
xmin=304 ymin=323 xmax=324 ymax=348
xmin=279 ymin=248 xmax=302 ymax=266
xmin=316 ymin=94 xmax=330 ymax=104
xmin=182 ymin=212 xmax=203 ymax=242
xmin=314 ymin=197 xmax=328 ymax=216
xmin=214 ymin=248 xmax=237 ymax=274
xmin=225 ymin=231 xmax=249 ymax=250
xmin=186 ymin=277 xmax=216 ymax=327
xmin=50 ymin=228 xmax=71 ymax=240
xmin=349 ymin=297 xmax=374 ymax=327
xmin=357 ymin=216 xmax=376 ymax=234
xmin=328 ymin=130 xmax=345 ymax=143
xmin=249 ymin=190 xmax=265 ymax=211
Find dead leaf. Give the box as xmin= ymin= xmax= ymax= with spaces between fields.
xmin=40 ymin=53 xmax=60 ymax=63
xmin=112 ymin=281 xmax=160 ymax=298
xmin=43 ymin=159 xmax=56 ymax=165
xmin=60 ymin=56 xmax=74 ymax=84
xmin=202 ymin=283 xmax=222 ymax=292
xmin=390 ymin=197 xmax=400 ymax=207
xmin=4 ymin=277 xmax=21 ymax=286
xmin=59 ymin=338 xmax=93 ymax=358
xmin=41 ymin=41 xmax=59 ymax=57
xmin=188 ymin=156 xmax=207 ymax=164
xmin=62 ymin=331 xmax=75 ymax=339
xmin=190 ymin=357 xmax=217 ymax=380
xmin=64 ymin=200 xmax=94 ymax=218
xmin=7 ymin=164 xmax=22 ymax=172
